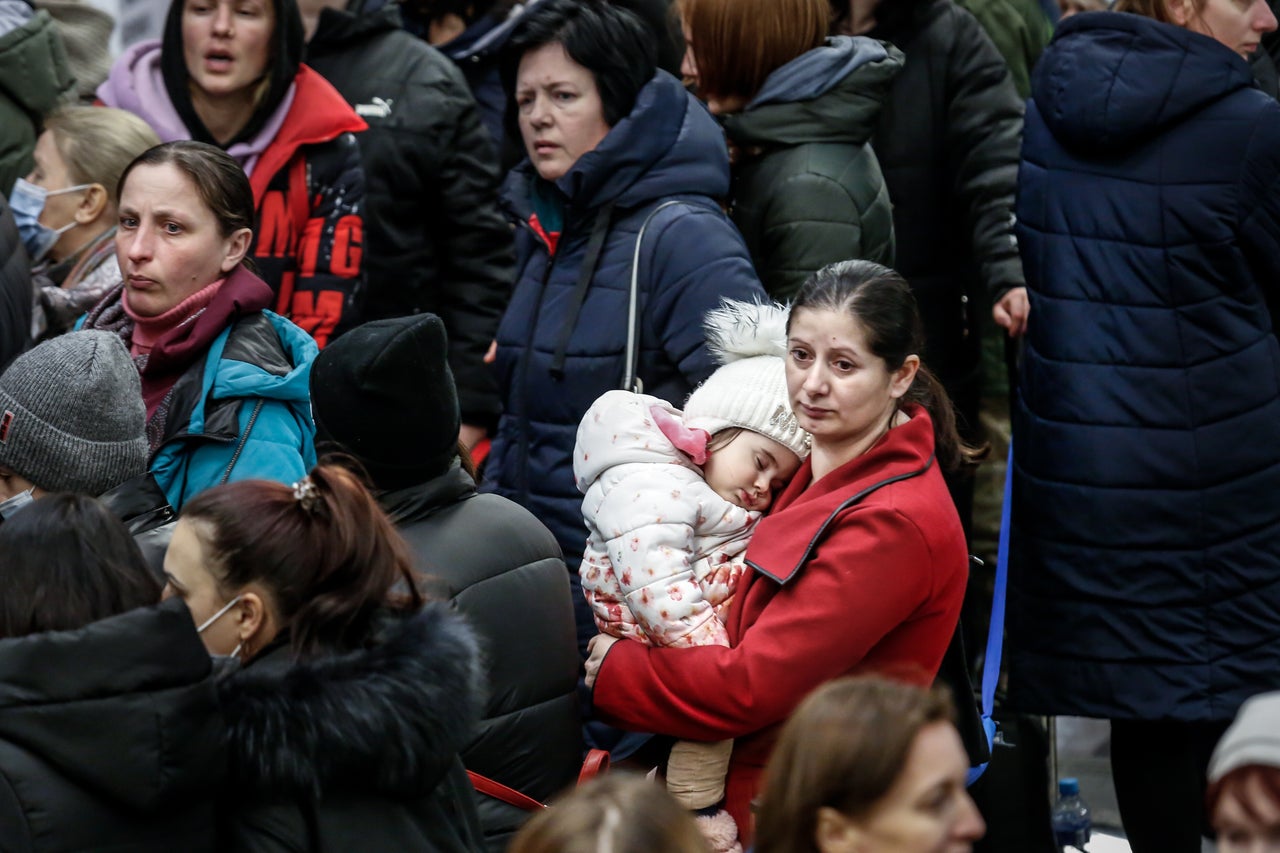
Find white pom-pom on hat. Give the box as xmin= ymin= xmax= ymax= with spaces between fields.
xmin=684 ymin=299 xmax=810 ymax=459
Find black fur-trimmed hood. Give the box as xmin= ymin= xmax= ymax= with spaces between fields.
xmin=218 ymin=602 xmax=483 ymax=799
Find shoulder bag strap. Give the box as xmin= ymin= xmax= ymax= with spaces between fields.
xmin=983 ymin=440 xmax=1012 ymax=718
xmin=965 ymin=440 xmax=1013 ymax=787
xmin=623 ymin=200 xmax=689 ymax=393
xmin=466 ymin=770 xmax=548 ymax=811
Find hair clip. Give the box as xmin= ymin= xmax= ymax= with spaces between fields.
xmin=292 ymin=476 xmax=322 ymax=513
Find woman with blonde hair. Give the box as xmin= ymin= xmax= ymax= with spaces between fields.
xmin=8 ymin=106 xmax=159 ymax=339
xmin=755 ymin=677 xmax=984 ymax=853
xmin=508 ymin=775 xmax=709 ymax=853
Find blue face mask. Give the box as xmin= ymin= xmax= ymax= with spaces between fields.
xmin=8 ymin=177 xmax=92 ymax=263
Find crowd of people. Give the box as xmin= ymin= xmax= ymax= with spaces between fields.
xmin=1 ymin=0 xmax=1280 ymax=850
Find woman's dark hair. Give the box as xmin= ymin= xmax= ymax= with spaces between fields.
xmin=118 ymin=141 xmax=256 ymax=239
xmin=401 ymin=0 xmax=516 ymax=29
xmin=788 ymin=260 xmax=987 ymax=473
xmin=180 ymin=462 xmax=425 ymax=658
xmin=500 ymin=0 xmax=657 ymax=146
xmin=161 ymin=0 xmax=305 ymax=148
xmin=754 ymin=677 xmax=956 ymax=853
xmin=509 ymin=773 xmax=708 ymax=853
xmin=0 ymin=494 xmax=161 ymax=638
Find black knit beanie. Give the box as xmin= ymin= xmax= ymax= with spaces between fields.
xmin=160 ymin=0 xmax=305 ymax=148
xmin=310 ymin=315 xmax=461 ymax=492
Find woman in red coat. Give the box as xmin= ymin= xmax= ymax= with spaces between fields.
xmin=585 ymin=259 xmax=978 ymax=843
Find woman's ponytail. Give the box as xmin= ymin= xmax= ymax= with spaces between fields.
xmin=901 ymin=364 xmax=987 ymax=473
xmin=181 ymin=461 xmax=424 ymax=658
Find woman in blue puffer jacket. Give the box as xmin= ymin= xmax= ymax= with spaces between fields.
xmin=82 ymin=140 xmax=315 ymax=511
xmin=1011 ymin=5 xmax=1280 ymax=851
xmin=482 ymin=0 xmax=765 ymax=660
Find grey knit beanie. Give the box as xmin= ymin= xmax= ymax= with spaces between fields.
xmin=1208 ymin=691 xmax=1280 ymax=784
xmin=0 ymin=331 xmax=148 ymax=495
xmin=683 ymin=299 xmax=810 ymax=460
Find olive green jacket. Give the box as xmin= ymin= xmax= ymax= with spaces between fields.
xmin=721 ymin=37 xmax=903 ymax=301
xmin=0 ymin=8 xmax=74 ymax=194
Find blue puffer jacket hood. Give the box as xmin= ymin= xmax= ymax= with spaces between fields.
xmin=151 ymin=311 xmax=317 ymax=510
xmin=509 ymin=69 xmax=730 ymax=211
xmin=204 ymin=312 xmax=315 ymax=414
xmin=1033 ymin=11 xmax=1257 ymax=155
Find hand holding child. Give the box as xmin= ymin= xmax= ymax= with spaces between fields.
xmin=585 ymin=634 xmax=620 ymax=689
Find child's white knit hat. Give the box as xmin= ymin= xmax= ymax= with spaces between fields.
xmin=683 ymin=300 xmax=811 ymax=459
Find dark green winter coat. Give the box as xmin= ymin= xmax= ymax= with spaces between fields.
xmin=0 ymin=7 xmax=73 ymax=195
xmin=721 ymin=37 xmax=902 ymax=301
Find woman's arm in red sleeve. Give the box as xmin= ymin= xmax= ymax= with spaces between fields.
xmin=592 ymin=507 xmax=937 ymax=741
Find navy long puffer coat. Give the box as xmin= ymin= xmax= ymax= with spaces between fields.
xmin=484 ymin=70 xmax=765 ymax=653
xmin=1010 ymin=11 xmax=1280 ymax=723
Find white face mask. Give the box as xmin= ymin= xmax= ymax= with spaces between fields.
xmin=196 ymin=594 xmax=243 ymax=659
xmin=0 ymin=487 xmax=34 ymax=520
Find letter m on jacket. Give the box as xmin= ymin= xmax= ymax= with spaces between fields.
xmin=257 ymin=190 xmax=296 ymax=258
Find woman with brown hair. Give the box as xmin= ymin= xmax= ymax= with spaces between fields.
xmin=1207 ymin=692 xmax=1280 ymax=853
xmin=587 ymin=260 xmax=976 ymax=846
xmin=81 ymin=140 xmax=316 ymax=512
xmin=163 ymin=462 xmax=485 ymax=849
xmin=755 ymin=677 xmax=984 ymax=853
xmin=97 ymin=0 xmax=366 ymax=345
xmin=679 ymin=0 xmax=899 ymax=299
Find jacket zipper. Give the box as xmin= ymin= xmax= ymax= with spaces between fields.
xmin=511 ymin=216 xmax=564 ymax=501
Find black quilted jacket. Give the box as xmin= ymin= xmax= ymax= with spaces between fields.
xmin=306 ymin=1 xmax=515 ymax=425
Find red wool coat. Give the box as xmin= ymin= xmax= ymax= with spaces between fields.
xmin=592 ymin=406 xmax=967 ymax=840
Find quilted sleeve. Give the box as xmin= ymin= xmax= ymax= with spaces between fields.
xmin=641 ymin=204 xmax=767 ymax=388
xmin=946 ymin=12 xmax=1027 ymax=303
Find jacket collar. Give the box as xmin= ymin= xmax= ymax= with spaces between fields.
xmin=378 ymin=464 xmax=476 ymax=524
xmin=501 ymin=70 xmax=730 ymax=215
xmin=745 ymin=406 xmax=937 ymax=584
xmin=217 ymin=602 xmax=482 ymax=798
xmin=246 ymin=65 xmax=367 ymax=204
xmin=309 ymin=0 xmax=399 ymax=50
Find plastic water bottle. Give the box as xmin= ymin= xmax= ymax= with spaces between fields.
xmin=1051 ymin=777 xmax=1091 ymax=851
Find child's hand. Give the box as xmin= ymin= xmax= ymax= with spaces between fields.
xmin=703 ymin=560 xmax=746 ymax=607
xmin=585 ymin=634 xmax=621 ymax=689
